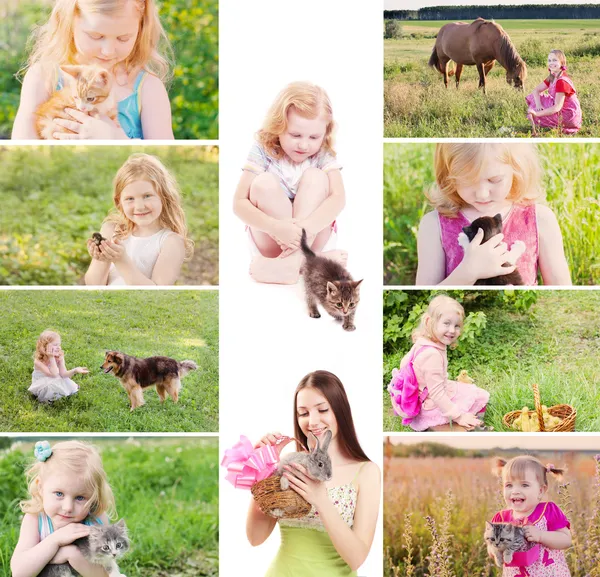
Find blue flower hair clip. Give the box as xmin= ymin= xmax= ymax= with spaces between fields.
xmin=34 ymin=441 xmax=52 ymax=462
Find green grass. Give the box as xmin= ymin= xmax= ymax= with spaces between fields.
xmin=0 ymin=291 xmax=219 ymax=432
xmin=383 ymin=143 xmax=600 ymax=285
xmin=384 ymin=20 xmax=600 ymax=136
xmin=0 ymin=146 xmax=219 ymax=286
xmin=0 ymin=437 xmax=219 ymax=577
xmin=383 ymin=291 xmax=600 ymax=432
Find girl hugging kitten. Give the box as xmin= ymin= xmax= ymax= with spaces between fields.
xmin=84 ymin=153 xmax=193 ymax=286
xmin=12 ymin=0 xmax=174 ymax=140
xmin=490 ymin=455 xmax=572 ymax=576
xmin=29 ymin=330 xmax=89 ymax=403
xmin=416 ymin=143 xmax=571 ymax=286
xmin=233 ymin=81 xmax=347 ymax=285
xmin=11 ymin=440 xmax=120 ymax=577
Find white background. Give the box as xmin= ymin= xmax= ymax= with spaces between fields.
xmin=219 ymin=0 xmax=383 ymax=575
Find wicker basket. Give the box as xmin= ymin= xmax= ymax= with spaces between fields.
xmin=503 ymin=383 xmax=576 ymax=432
xmin=251 ymin=474 xmax=311 ymax=519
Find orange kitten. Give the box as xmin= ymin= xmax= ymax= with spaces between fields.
xmin=35 ymin=64 xmax=119 ymax=139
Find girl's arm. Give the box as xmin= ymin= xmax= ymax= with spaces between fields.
xmin=233 ymin=170 xmax=275 ymax=232
xmin=11 ymin=65 xmax=48 ymax=139
xmin=35 ymin=358 xmax=60 ymax=378
xmin=528 ymin=80 xmax=550 ymax=109
xmin=415 ymin=211 xmax=447 ymax=285
xmin=416 ymin=352 xmax=462 ymax=421
xmin=295 ymin=169 xmax=346 ymax=235
xmin=140 ymin=74 xmax=175 ymax=139
xmin=533 ymin=92 xmax=566 ymax=116
xmin=524 ymin=525 xmax=572 ymax=550
xmin=537 ymin=204 xmax=572 ymax=285
xmin=84 ymin=223 xmax=115 ymax=286
xmin=245 ymin=498 xmax=278 ymax=546
xmin=65 ymin=549 xmax=109 ymax=577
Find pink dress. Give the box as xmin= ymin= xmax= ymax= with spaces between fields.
xmin=399 ymin=337 xmax=489 ymax=431
xmin=525 ymin=75 xmax=582 ymax=134
xmin=492 ymin=502 xmax=571 ymax=577
xmin=438 ymin=205 xmax=539 ymax=286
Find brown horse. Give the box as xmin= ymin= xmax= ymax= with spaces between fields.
xmin=429 ymin=18 xmax=527 ymax=94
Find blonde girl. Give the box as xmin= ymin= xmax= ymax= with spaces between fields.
xmin=490 ymin=455 xmax=572 ymax=576
xmin=248 ymin=371 xmax=380 ymax=576
xmin=390 ymin=295 xmax=489 ymax=431
xmin=29 ymin=330 xmax=89 ymax=403
xmin=416 ymin=143 xmax=571 ymax=286
xmin=233 ymin=82 xmax=347 ymax=284
xmin=526 ymin=50 xmax=582 ymax=135
xmin=12 ymin=0 xmax=174 ymax=140
xmin=84 ymin=153 xmax=192 ymax=286
xmin=11 ymin=440 xmax=116 ymax=577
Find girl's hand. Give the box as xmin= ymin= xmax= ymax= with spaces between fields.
xmin=271 ymin=220 xmax=303 ymax=251
xmin=455 ymin=412 xmax=482 ymax=430
xmin=462 ymin=229 xmax=516 ymax=281
xmin=87 ymin=239 xmax=109 ymax=262
xmin=523 ymin=525 xmax=543 ymax=543
xmin=283 ymin=462 xmax=328 ymax=510
xmin=53 ymin=109 xmax=127 ymax=140
xmin=97 ymin=239 xmax=126 ymax=263
xmin=254 ymin=432 xmax=294 ymax=456
xmin=73 ymin=367 xmax=89 ymax=375
xmin=56 ymin=348 xmax=65 ymax=361
xmin=50 ymin=523 xmax=90 ymax=547
xmin=49 ymin=545 xmax=77 ymax=565
xmin=530 ymin=110 xmax=539 ymax=117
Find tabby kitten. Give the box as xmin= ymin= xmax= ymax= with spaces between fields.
xmin=484 ymin=521 xmax=530 ymax=567
xmin=35 ymin=64 xmax=119 ymax=140
xmin=300 ymin=230 xmax=362 ymax=332
xmin=458 ymin=214 xmax=525 ymax=286
xmin=38 ymin=520 xmax=130 ymax=577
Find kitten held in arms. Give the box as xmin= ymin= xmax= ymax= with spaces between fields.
xmin=458 ymin=214 xmax=525 ymax=285
xmin=300 ymin=229 xmax=362 ymax=331
xmin=35 ymin=65 xmax=119 ymax=140
xmin=484 ymin=521 xmax=530 ymax=567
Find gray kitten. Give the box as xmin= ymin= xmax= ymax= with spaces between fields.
xmin=300 ymin=230 xmax=362 ymax=332
xmin=484 ymin=521 xmax=529 ymax=567
xmin=39 ymin=520 xmax=129 ymax=577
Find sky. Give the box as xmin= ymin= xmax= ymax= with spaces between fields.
xmin=386 ymin=0 xmax=600 ymax=10
xmin=387 ymin=434 xmax=600 ymax=451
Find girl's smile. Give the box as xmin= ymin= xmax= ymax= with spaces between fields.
xmin=432 ymin=310 xmax=462 ymax=346
xmin=296 ymin=387 xmax=338 ymax=447
xmin=120 ymin=180 xmax=163 ymax=232
xmin=504 ymin=469 xmax=546 ymax=518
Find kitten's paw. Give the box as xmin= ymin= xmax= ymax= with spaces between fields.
xmin=457 ymin=232 xmax=469 ymax=251
xmin=343 ymin=324 xmax=356 ymax=332
xmin=503 ymin=550 xmax=514 ymax=564
xmin=309 ymin=311 xmax=321 ymax=319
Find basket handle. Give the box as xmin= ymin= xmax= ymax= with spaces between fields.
xmin=277 ymin=436 xmax=309 ymax=453
xmin=532 ymin=383 xmax=546 ymax=432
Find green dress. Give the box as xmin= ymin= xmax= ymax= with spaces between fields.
xmin=265 ymin=482 xmax=358 ymax=577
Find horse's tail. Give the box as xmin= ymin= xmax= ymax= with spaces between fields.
xmin=428 ymin=45 xmax=455 ymax=76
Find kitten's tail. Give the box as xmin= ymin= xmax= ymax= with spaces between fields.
xmin=300 ymin=229 xmax=316 ymax=260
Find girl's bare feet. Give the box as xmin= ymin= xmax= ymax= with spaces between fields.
xmin=249 ymin=254 xmax=300 ymax=284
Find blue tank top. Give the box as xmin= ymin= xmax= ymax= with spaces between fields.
xmin=38 ymin=512 xmax=103 ymax=539
xmin=56 ymin=69 xmax=146 ymax=139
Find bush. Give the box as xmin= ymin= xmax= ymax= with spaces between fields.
xmin=384 ymin=19 xmax=403 ymax=40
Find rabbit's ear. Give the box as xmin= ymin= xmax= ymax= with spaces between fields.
xmin=308 ymin=432 xmax=318 ymax=451
xmin=320 ymin=430 xmax=332 ymax=452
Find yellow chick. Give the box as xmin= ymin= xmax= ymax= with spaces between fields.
xmin=457 ymin=370 xmax=475 ymax=384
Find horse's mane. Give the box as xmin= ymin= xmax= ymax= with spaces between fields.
xmin=472 ymin=18 xmax=524 ymax=69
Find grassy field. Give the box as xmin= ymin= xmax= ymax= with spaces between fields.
xmin=384 ymin=448 xmax=600 ymax=576
xmin=0 ymin=290 xmax=219 ymax=432
xmin=0 ymin=146 xmax=219 ymax=286
xmin=384 ymin=19 xmax=600 ymax=136
xmin=0 ymin=437 xmax=219 ymax=577
xmin=383 ymin=142 xmax=600 ymax=285
xmin=383 ymin=291 xmax=600 ymax=432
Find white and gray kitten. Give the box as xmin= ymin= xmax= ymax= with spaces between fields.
xmin=484 ymin=521 xmax=529 ymax=567
xmin=39 ymin=520 xmax=129 ymax=577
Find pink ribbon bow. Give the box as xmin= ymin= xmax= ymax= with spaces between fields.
xmin=221 ymin=436 xmax=280 ymax=490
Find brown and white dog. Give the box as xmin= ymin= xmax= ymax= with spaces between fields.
xmin=101 ymin=351 xmax=197 ymax=411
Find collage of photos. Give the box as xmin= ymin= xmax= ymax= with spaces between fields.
xmin=0 ymin=0 xmax=599 ymax=576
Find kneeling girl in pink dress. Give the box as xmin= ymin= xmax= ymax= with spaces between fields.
xmin=526 ymin=50 xmax=581 ymax=135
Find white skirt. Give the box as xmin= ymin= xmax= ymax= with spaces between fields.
xmin=29 ymin=370 xmax=79 ymax=403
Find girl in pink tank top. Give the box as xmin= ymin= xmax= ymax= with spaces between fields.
xmin=526 ymin=50 xmax=582 ymax=136
xmin=416 ymin=143 xmax=571 ymax=286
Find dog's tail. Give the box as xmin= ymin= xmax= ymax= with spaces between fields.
xmin=300 ymin=229 xmax=316 ymax=260
xmin=178 ymin=360 xmax=198 ymax=377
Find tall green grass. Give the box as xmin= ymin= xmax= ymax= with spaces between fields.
xmin=0 ymin=290 xmax=219 ymax=432
xmin=384 ymin=143 xmax=600 ymax=285
xmin=0 ymin=437 xmax=219 ymax=577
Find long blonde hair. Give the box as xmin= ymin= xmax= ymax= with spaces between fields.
xmin=104 ymin=153 xmax=193 ymax=259
xmin=20 ymin=440 xmax=116 ymax=519
xmin=257 ymin=81 xmax=336 ymax=159
xmin=34 ymin=330 xmax=60 ymax=364
xmin=493 ymin=455 xmax=565 ymax=488
xmin=428 ymin=143 xmax=543 ymax=217
xmin=412 ymin=295 xmax=464 ymax=348
xmin=21 ymin=0 xmax=172 ymax=90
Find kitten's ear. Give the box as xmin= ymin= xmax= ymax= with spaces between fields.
xmin=485 ymin=521 xmax=492 ymax=529
xmin=353 ymin=279 xmax=363 ymax=290
xmin=60 ymin=65 xmax=84 ymax=83
xmin=114 ymin=518 xmax=127 ymax=528
xmin=93 ymin=70 xmax=110 ymax=89
xmin=327 ymin=281 xmax=338 ymax=296
xmin=493 ymin=213 xmax=503 ymax=228
xmin=462 ymin=224 xmax=473 ymax=236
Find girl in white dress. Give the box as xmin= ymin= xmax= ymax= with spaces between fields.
xmin=84 ymin=153 xmax=194 ymax=286
xmin=29 ymin=330 xmax=88 ymax=403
